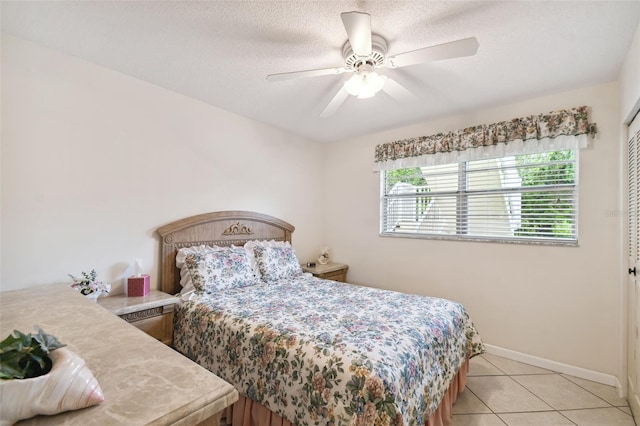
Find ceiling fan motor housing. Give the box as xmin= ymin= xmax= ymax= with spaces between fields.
xmin=343 ymin=34 xmax=387 ymax=71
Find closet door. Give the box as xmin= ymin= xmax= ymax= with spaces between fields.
xmin=628 ymin=113 xmax=640 ymax=420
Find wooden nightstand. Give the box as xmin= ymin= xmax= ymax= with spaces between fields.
xmin=98 ymin=290 xmax=179 ymax=346
xmin=301 ymin=262 xmax=349 ymax=282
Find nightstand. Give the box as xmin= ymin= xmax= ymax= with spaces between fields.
xmin=301 ymin=262 xmax=349 ymax=282
xmin=98 ymin=290 xmax=179 ymax=346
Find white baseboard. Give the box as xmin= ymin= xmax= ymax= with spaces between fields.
xmin=483 ymin=344 xmax=623 ymax=397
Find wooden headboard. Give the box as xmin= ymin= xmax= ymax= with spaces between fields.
xmin=156 ymin=211 xmax=294 ymax=295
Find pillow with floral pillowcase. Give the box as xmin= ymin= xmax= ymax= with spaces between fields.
xmin=176 ymin=245 xmax=226 ymax=296
xmin=243 ymin=240 xmax=291 ymax=277
xmin=253 ymin=245 xmax=303 ymax=283
xmin=183 ymin=247 xmax=260 ymax=294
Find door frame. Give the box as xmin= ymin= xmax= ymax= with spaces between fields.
xmin=625 ymin=109 xmax=640 ymax=420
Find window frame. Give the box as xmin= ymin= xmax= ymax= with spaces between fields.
xmin=379 ymin=150 xmax=579 ymax=246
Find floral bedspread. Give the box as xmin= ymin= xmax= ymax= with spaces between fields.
xmin=173 ymin=274 xmax=484 ymax=425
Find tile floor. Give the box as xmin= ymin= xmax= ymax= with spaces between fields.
xmin=453 ymin=353 xmax=637 ymax=426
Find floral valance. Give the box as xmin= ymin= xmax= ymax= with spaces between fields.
xmin=374 ymin=106 xmax=597 ymax=171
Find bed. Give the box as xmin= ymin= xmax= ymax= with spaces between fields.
xmin=157 ymin=211 xmax=484 ymax=426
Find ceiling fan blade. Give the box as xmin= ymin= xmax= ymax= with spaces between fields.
xmin=381 ymin=77 xmax=418 ymax=103
xmin=386 ymin=37 xmax=479 ymax=69
xmin=340 ymin=11 xmax=372 ymax=57
xmin=320 ymin=87 xmax=349 ymax=118
xmin=267 ymin=67 xmax=349 ymax=82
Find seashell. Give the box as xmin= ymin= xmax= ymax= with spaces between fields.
xmin=0 ymin=347 xmax=104 ymax=426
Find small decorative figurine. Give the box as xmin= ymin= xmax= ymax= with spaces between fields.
xmin=318 ymin=247 xmax=330 ymax=265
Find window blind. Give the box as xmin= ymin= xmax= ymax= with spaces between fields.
xmin=381 ymin=150 xmax=578 ymax=244
xmin=629 ymin=119 xmax=639 ymax=266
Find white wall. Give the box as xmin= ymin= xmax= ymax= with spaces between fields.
xmin=621 ymin=21 xmax=640 ymax=123
xmin=324 ymin=82 xmax=622 ymax=380
xmin=0 ymin=34 xmax=325 ymax=293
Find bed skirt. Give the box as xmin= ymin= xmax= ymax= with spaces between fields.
xmin=225 ymin=359 xmax=469 ymax=426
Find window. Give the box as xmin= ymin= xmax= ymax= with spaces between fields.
xmin=380 ymin=150 xmax=578 ymax=244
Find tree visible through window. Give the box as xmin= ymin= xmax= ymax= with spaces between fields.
xmin=381 ymin=150 xmax=577 ymax=244
xmin=515 ymin=150 xmax=575 ymax=239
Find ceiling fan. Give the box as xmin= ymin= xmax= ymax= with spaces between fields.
xmin=266 ymin=11 xmax=479 ymax=117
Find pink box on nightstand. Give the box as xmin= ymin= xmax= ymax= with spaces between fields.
xmin=127 ymin=275 xmax=150 ymax=297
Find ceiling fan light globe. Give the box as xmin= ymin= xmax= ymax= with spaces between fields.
xmin=344 ymin=73 xmax=364 ymax=96
xmin=357 ymin=90 xmax=375 ymax=99
xmin=366 ymin=72 xmax=385 ymax=94
xmin=358 ymin=72 xmax=386 ymax=98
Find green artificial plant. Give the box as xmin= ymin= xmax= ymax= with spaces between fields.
xmin=0 ymin=326 xmax=66 ymax=380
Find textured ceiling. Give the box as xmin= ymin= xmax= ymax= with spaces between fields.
xmin=2 ymin=1 xmax=639 ymax=143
